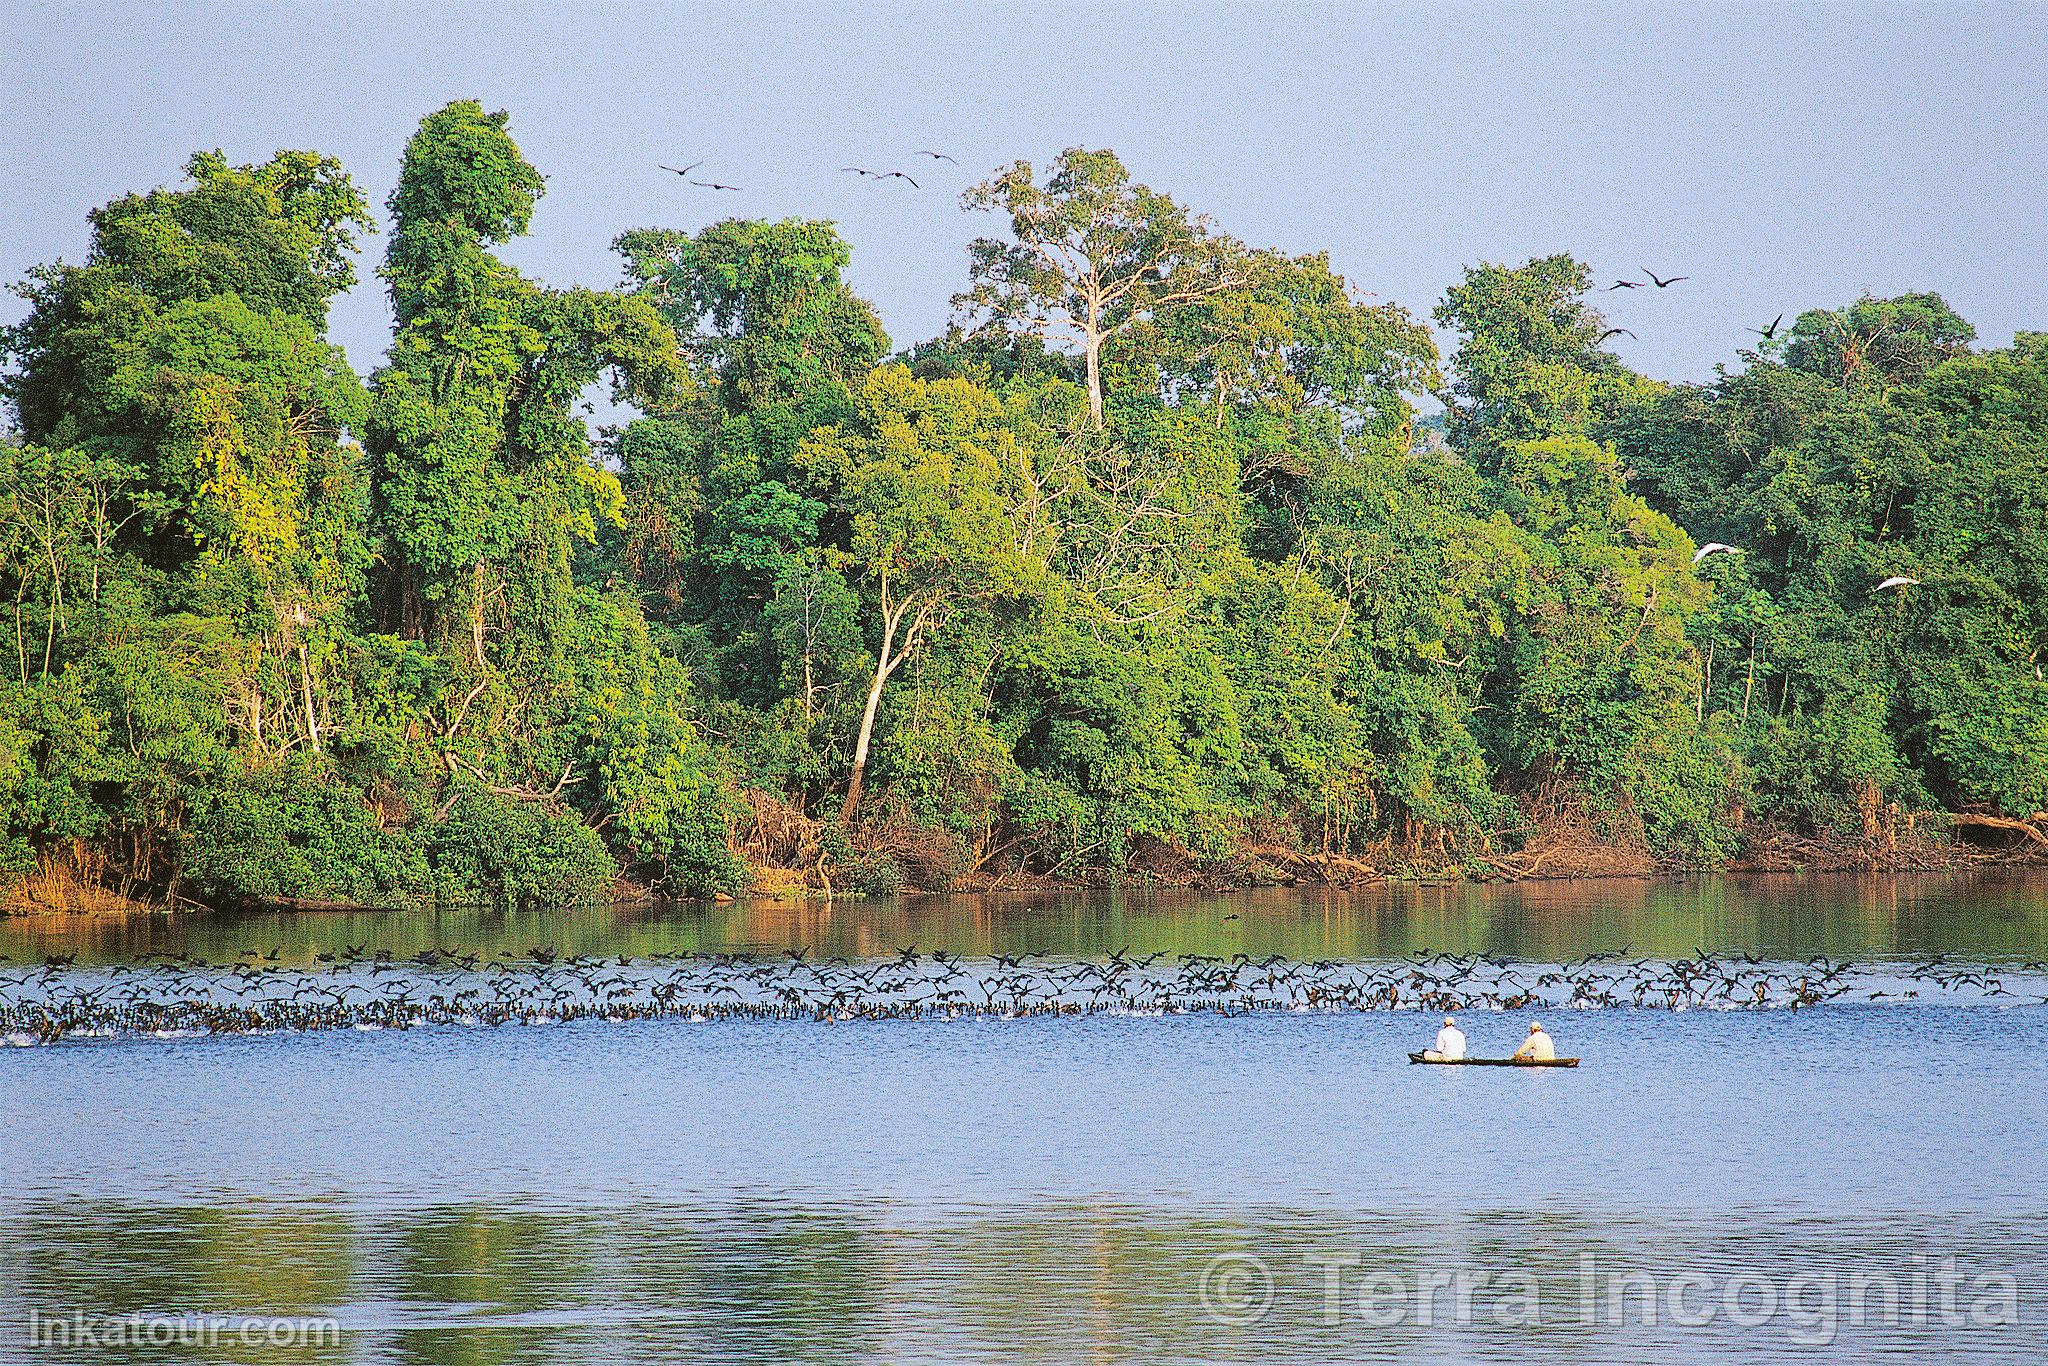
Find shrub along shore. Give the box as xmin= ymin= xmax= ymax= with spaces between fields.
xmin=4 ymin=102 xmax=2045 ymax=913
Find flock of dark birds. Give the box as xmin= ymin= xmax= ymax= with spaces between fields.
xmin=1594 ymin=267 xmax=1791 ymax=352
xmin=3 ymin=946 xmax=2042 ymax=1046
xmin=1601 ymin=270 xmax=1783 ymax=347
xmin=658 ymin=148 xmax=958 ymax=195
xmin=650 ymin=157 xmax=1787 ymax=347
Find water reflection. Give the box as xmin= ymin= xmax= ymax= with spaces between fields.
xmin=5 ymin=1200 xmax=2042 ymax=1363
xmin=9 ymin=873 xmax=2045 ymax=1364
xmin=7 ymin=871 xmax=2048 ymax=968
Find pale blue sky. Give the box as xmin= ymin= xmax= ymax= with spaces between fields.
xmin=3 ymin=1 xmax=2043 ymax=390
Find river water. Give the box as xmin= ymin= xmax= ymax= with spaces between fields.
xmin=3 ymin=872 xmax=2046 ymax=1362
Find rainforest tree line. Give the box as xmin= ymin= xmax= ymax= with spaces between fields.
xmin=3 ymin=102 xmax=2043 ymax=908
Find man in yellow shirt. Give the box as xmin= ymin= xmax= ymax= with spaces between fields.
xmin=1512 ymin=1020 xmax=1555 ymax=1062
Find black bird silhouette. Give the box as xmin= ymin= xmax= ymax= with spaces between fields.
xmin=658 ymin=161 xmax=704 ymax=178
xmin=1749 ymin=313 xmax=1785 ymax=341
xmin=690 ymin=179 xmax=743 ymax=192
xmin=1642 ymin=268 xmax=1688 ymax=288
xmin=841 ymin=166 xmax=879 ymax=178
xmin=1598 ymin=327 xmax=1637 ymax=343
xmin=915 ymin=150 xmax=958 ymax=164
xmin=1606 ymin=279 xmax=1644 ymax=291
xmin=878 ymin=170 xmax=919 ymax=187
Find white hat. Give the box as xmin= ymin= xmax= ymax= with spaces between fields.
xmin=1529 ymin=1021 xmax=1545 ymax=1033
xmin=1443 ymin=1016 xmax=1457 ymax=1026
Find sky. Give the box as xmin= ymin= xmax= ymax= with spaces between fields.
xmin=2 ymin=1 xmax=2043 ymax=392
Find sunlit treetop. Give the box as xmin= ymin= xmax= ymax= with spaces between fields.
xmin=615 ymin=217 xmax=887 ymax=417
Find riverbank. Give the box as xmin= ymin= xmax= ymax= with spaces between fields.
xmin=744 ymin=802 xmax=2048 ymax=898
xmin=8 ymin=808 xmax=2048 ymax=918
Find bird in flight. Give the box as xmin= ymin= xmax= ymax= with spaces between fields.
xmin=916 ymin=150 xmax=958 ymax=163
xmin=658 ymin=161 xmax=704 ymax=178
xmin=844 ymin=167 xmax=918 ymax=186
xmin=691 ymin=179 xmax=743 ymax=192
xmin=1692 ymin=542 xmax=1741 ymax=565
xmin=1643 ymin=268 xmax=1688 ymax=288
xmin=1598 ymin=327 xmax=1637 ymax=343
xmin=1606 ymin=279 xmax=1644 ymax=291
xmin=1875 ymin=575 xmax=1920 ymax=591
xmin=1749 ymin=314 xmax=1786 ymax=341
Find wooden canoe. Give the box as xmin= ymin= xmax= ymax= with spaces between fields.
xmin=1409 ymin=1052 xmax=1579 ymax=1067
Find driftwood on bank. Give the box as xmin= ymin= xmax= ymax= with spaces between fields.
xmin=1242 ymin=844 xmax=1378 ymax=883
xmin=1948 ymin=813 xmax=2048 ymax=846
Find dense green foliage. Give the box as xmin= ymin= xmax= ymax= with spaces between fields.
xmin=3 ymin=105 xmax=2043 ymax=907
xmin=1610 ymin=300 xmax=2048 ymax=828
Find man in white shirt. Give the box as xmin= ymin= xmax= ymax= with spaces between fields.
xmin=1512 ymin=1021 xmax=1556 ymax=1062
xmin=1426 ymin=1016 xmax=1466 ymax=1061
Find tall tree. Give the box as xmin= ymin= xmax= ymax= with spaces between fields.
xmin=1433 ymin=254 xmax=1654 ymax=471
xmin=0 ymin=147 xmax=381 ymax=898
xmin=365 ymin=100 xmax=683 ymax=657
xmin=793 ymin=366 xmax=1045 ymax=820
xmin=1783 ymin=291 xmax=1975 ymax=393
xmin=1153 ymin=249 xmax=1438 ymax=437
xmin=0 ymin=149 xmax=372 ymax=756
xmin=954 ymin=148 xmax=1251 ymax=429
xmin=615 ymin=217 xmax=887 ymax=418
xmin=608 ymin=218 xmax=885 ymax=708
